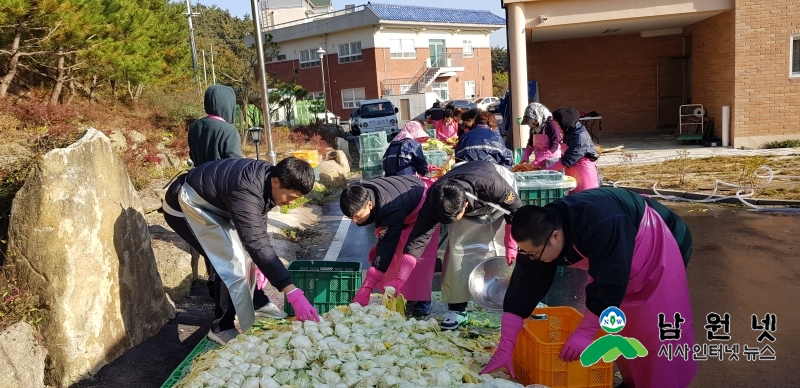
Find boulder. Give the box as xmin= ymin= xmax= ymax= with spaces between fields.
xmin=8 ymin=128 xmax=172 ymax=387
xmin=107 ymin=130 xmax=127 ymax=152
xmin=0 ymin=143 xmax=32 ymax=172
xmin=138 ymin=179 xmax=169 ymax=214
xmin=317 ymin=160 xmax=348 ymax=189
xmin=332 ymin=150 xmax=351 ymax=174
xmin=0 ymin=321 xmax=47 ymax=388
xmin=336 ymin=137 xmax=353 ymax=165
xmin=127 ymin=130 xmax=147 ymax=144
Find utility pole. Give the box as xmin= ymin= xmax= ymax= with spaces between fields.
xmin=202 ymin=48 xmax=208 ymax=88
xmin=251 ymin=0 xmax=277 ymax=164
xmin=184 ymin=0 xmax=201 ymax=94
xmin=210 ymin=43 xmax=217 ymax=85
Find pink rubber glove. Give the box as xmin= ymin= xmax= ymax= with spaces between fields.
xmin=521 ymin=146 xmax=534 ymax=163
xmin=256 ymin=270 xmax=268 ymax=290
xmin=352 ymin=266 xmax=385 ymax=306
xmin=367 ymin=246 xmax=377 ymax=264
xmin=382 ymin=254 xmax=417 ymax=292
xmin=481 ymin=313 xmax=525 ymax=378
xmin=504 ymin=224 xmax=518 ymax=266
xmin=286 ymin=289 xmax=320 ymax=322
xmin=560 ymin=308 xmax=601 ymax=362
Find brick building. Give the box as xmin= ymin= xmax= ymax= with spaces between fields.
xmin=261 ymin=3 xmax=504 ymax=120
xmin=504 ymin=0 xmax=800 ymax=149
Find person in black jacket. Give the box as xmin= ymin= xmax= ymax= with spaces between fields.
xmin=162 ymin=157 xmax=320 ymax=345
xmin=535 ymin=107 xmax=600 ymax=192
xmin=382 ymin=120 xmax=430 ymax=177
xmin=482 ymin=188 xmax=697 ymax=388
xmin=403 ymin=161 xmax=522 ymax=330
xmin=340 ymin=175 xmax=439 ymax=316
xmin=188 ymin=85 xmax=243 ymax=167
xmin=455 ymin=109 xmax=513 ymax=167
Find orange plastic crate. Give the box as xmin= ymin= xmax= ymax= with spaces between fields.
xmin=512 ymin=306 xmax=614 ymax=388
xmin=291 ymin=150 xmax=320 ymax=168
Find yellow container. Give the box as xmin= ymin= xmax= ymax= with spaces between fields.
xmin=291 ymin=150 xmax=320 ymax=168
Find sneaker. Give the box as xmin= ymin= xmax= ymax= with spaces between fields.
xmin=440 ymin=310 xmax=468 ymax=331
xmin=207 ymin=328 xmax=239 ymax=345
xmin=255 ymin=302 xmax=288 ymax=319
xmin=412 ymin=301 xmax=431 ymax=317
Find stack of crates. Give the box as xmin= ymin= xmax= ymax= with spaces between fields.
xmin=359 ymin=131 xmax=388 ymax=181
xmin=515 ymin=170 xmax=567 ymax=276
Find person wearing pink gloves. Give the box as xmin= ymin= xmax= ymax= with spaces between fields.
xmin=482 ymin=187 xmax=696 ymax=388
xmin=341 ymin=175 xmax=439 ymax=316
xmin=519 ymin=103 xmax=563 ymax=165
xmin=403 ymin=161 xmax=522 ymax=330
xmin=162 ymin=157 xmax=320 ymax=345
xmin=535 ymin=107 xmax=600 ymax=193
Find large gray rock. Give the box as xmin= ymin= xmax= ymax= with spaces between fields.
xmin=0 ymin=321 xmax=47 ymax=388
xmin=332 ymin=150 xmax=351 ymax=174
xmin=8 ymin=128 xmax=172 ymax=387
xmin=318 ymin=160 xmax=348 ymax=189
xmin=138 ymin=179 xmax=168 ymax=214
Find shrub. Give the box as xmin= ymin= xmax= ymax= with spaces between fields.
xmin=765 ymin=140 xmax=800 ymax=149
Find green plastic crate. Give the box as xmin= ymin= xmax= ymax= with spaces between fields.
xmin=423 ymin=150 xmax=449 ymax=168
xmin=514 ymin=170 xmax=564 ymax=187
xmin=359 ymin=132 xmax=388 ymax=152
xmin=359 ymin=150 xmax=384 ymax=168
xmin=284 ymin=261 xmax=363 ymax=316
xmin=362 ymin=170 xmax=383 ymax=181
xmin=518 ymin=187 xmax=565 ymax=206
xmin=160 ymin=337 xmax=221 ymax=388
xmin=513 ymin=147 xmax=525 ymax=164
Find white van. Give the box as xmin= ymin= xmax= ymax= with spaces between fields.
xmin=349 ymin=98 xmax=399 ymax=136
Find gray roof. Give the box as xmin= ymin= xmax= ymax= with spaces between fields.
xmin=367 ymin=3 xmax=505 ymax=26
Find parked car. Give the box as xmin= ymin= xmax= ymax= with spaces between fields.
xmin=487 ymin=101 xmax=501 ymax=113
xmin=349 ymin=98 xmax=400 ymax=136
xmin=444 ymin=100 xmax=478 ymax=111
xmin=473 ymin=96 xmax=500 ymax=111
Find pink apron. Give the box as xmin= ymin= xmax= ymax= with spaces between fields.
xmin=570 ymin=204 xmax=698 ymax=388
xmin=373 ymin=178 xmax=440 ymax=302
xmin=565 ymin=157 xmax=599 ymax=193
xmin=532 ymin=134 xmax=562 ymax=165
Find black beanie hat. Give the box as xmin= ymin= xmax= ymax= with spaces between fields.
xmin=552 ymin=107 xmax=580 ymax=129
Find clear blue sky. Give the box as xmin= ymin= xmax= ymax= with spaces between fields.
xmin=199 ymin=0 xmax=508 ymax=47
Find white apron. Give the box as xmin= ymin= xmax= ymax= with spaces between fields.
xmin=441 ymin=164 xmax=518 ymax=304
xmin=178 ymin=183 xmax=259 ymax=332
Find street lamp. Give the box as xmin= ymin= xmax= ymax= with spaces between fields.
xmin=316 ymin=47 xmax=329 ymax=124
xmin=247 ymin=126 xmax=264 ymax=160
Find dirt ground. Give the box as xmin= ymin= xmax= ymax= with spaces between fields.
xmin=70 ymin=201 xmax=800 ymax=388
xmin=600 ymin=155 xmax=800 ymax=201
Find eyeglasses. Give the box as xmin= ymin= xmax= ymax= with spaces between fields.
xmin=520 ymin=229 xmax=554 ymax=261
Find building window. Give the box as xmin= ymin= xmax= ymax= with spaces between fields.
xmin=792 ymin=35 xmax=800 ymax=77
xmin=342 ymin=87 xmax=366 ymax=109
xmin=299 ymin=49 xmax=320 ymax=69
xmin=339 ymin=41 xmax=362 ymax=64
xmin=463 ymin=40 xmax=473 ymax=58
xmin=389 ymin=39 xmax=416 ymax=59
xmin=277 ymin=54 xmax=287 ymax=61
xmin=432 ymin=82 xmax=449 ymax=100
xmin=304 ymin=91 xmax=324 ymax=100
xmin=399 ymin=84 xmax=412 ymax=94
xmin=464 ymin=81 xmax=475 ymax=99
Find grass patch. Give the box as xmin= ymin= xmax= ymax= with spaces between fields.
xmin=0 ymin=254 xmax=43 ymax=330
xmin=600 ymin=153 xmax=800 ymax=200
xmin=765 ymin=140 xmax=800 ymax=149
xmin=281 ymin=226 xmax=318 ymax=243
xmin=280 ymin=196 xmax=310 ymax=214
xmin=307 ymin=186 xmax=337 ymax=206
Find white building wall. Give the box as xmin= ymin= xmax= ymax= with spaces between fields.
xmin=374 ymin=28 xmax=493 ymax=49
xmin=270 ymin=27 xmax=377 ymax=63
